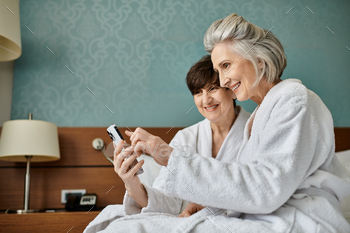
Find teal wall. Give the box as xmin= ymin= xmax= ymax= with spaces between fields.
xmin=12 ymin=0 xmax=350 ymax=127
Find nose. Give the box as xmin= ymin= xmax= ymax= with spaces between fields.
xmin=220 ymin=76 xmax=230 ymax=88
xmin=203 ymin=91 xmax=212 ymax=104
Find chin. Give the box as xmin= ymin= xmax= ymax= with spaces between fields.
xmin=235 ymin=95 xmax=246 ymax=102
xmin=204 ymin=115 xmax=213 ymax=121
xmin=206 ymin=116 xmax=219 ymax=123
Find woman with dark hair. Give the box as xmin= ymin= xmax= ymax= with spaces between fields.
xmin=84 ymin=55 xmax=250 ymax=232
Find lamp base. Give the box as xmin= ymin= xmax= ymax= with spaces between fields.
xmin=17 ymin=209 xmax=39 ymax=214
xmin=5 ymin=209 xmax=39 ymax=214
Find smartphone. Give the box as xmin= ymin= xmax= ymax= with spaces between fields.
xmin=107 ymin=124 xmax=144 ymax=175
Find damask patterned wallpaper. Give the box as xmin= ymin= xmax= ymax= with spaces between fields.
xmin=12 ymin=0 xmax=350 ymax=127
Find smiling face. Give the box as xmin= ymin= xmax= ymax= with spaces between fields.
xmin=193 ymin=83 xmax=235 ymax=123
xmin=211 ymin=42 xmax=261 ymax=103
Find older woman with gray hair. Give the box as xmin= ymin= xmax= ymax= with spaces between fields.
xmin=86 ymin=13 xmax=350 ymax=233
xmin=178 ymin=13 xmax=350 ymax=232
xmin=175 ymin=13 xmax=350 ymax=232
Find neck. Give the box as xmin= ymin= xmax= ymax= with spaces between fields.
xmin=251 ymin=78 xmax=282 ymax=105
xmin=211 ymin=107 xmax=238 ymax=136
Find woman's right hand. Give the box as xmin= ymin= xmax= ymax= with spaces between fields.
xmin=113 ymin=140 xmax=145 ymax=192
xmin=178 ymin=203 xmax=205 ymax=217
xmin=125 ymin=128 xmax=173 ymax=166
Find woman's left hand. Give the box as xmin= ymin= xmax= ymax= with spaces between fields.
xmin=125 ymin=127 xmax=173 ymax=166
xmin=178 ymin=203 xmax=205 ymax=217
xmin=112 ymin=141 xmax=144 ymax=191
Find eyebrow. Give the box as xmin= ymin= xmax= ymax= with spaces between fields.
xmin=216 ymin=59 xmax=230 ymax=70
xmin=218 ymin=60 xmax=229 ymax=67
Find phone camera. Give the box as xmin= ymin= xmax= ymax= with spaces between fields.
xmin=108 ymin=131 xmax=115 ymax=141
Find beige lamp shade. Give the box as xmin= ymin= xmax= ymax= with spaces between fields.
xmin=0 ymin=120 xmax=60 ymax=162
xmin=0 ymin=0 xmax=22 ymax=61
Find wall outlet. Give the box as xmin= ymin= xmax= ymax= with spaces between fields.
xmin=61 ymin=189 xmax=86 ymax=204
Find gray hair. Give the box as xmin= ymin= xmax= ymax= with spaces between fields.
xmin=204 ymin=13 xmax=287 ymax=84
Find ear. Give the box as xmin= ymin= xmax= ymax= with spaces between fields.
xmin=231 ymin=90 xmax=237 ymax=100
xmin=258 ymin=59 xmax=264 ymax=69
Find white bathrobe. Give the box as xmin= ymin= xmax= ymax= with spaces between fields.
xmin=124 ymin=106 xmax=250 ymax=216
xmin=84 ymin=106 xmax=250 ymax=232
xmin=85 ymin=79 xmax=350 ymax=233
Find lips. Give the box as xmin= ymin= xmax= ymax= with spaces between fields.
xmin=204 ymin=104 xmax=219 ymax=111
xmin=230 ymin=82 xmax=241 ymax=93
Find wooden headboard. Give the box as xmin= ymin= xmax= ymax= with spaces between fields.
xmin=0 ymin=127 xmax=349 ymax=211
xmin=0 ymin=127 xmax=180 ymax=211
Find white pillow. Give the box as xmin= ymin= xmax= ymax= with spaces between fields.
xmin=335 ymin=150 xmax=350 ymax=218
xmin=336 ymin=150 xmax=350 ymax=171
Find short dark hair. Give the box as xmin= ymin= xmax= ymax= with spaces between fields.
xmin=186 ymin=55 xmax=236 ymax=108
xmin=186 ymin=55 xmax=219 ymax=95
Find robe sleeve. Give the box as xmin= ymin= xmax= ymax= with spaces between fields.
xmin=123 ymin=183 xmax=183 ymax=215
xmin=123 ymin=132 xmax=185 ymax=215
xmin=164 ymin=88 xmax=329 ymax=214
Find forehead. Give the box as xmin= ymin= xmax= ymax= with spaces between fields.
xmin=197 ymin=75 xmax=220 ymax=90
xmin=211 ymin=43 xmax=237 ymax=69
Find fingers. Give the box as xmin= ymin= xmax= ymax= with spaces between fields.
xmin=178 ymin=211 xmax=191 ymax=218
xmin=126 ymin=128 xmax=150 ymax=147
xmin=133 ymin=141 xmax=149 ymax=157
xmin=118 ymin=147 xmax=136 ymax=174
xmin=113 ymin=140 xmax=126 ymax=172
xmin=113 ymin=139 xmax=125 ymax=154
xmin=177 ymin=203 xmax=205 ymax=218
xmin=118 ymin=152 xmax=143 ymax=177
xmin=113 ymin=144 xmax=132 ymax=174
xmin=126 ymin=159 xmax=144 ymax=176
xmin=183 ymin=211 xmax=191 ymax=217
xmin=124 ymin=128 xmax=170 ymax=166
xmin=125 ymin=130 xmax=133 ymax=138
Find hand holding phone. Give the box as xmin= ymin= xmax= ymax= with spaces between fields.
xmin=107 ymin=124 xmax=144 ymax=175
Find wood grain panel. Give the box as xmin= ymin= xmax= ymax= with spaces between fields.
xmin=0 ymin=167 xmax=125 ymax=210
xmin=0 ymin=211 xmax=99 ymax=233
xmin=0 ymin=127 xmax=182 ymax=167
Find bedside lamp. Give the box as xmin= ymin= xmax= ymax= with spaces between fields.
xmin=0 ymin=0 xmax=22 ymax=61
xmin=0 ymin=114 xmax=60 ymax=213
